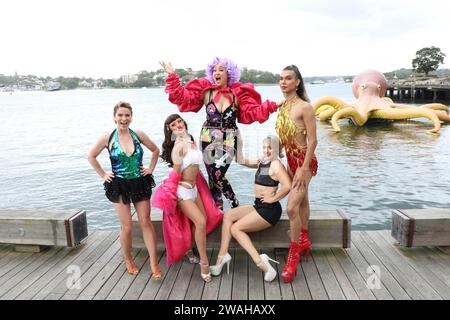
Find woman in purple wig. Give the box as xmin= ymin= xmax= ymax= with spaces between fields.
xmin=160 ymin=58 xmax=282 ymax=210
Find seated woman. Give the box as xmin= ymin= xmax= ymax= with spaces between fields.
xmin=152 ymin=114 xmax=223 ymax=282
xmin=210 ymin=135 xmax=291 ymax=282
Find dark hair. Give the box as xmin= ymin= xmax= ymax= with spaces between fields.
xmin=161 ymin=114 xmax=193 ymax=167
xmin=113 ymin=101 xmax=133 ymax=116
xmin=283 ymin=65 xmax=310 ymax=102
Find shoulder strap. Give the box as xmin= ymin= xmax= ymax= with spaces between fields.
xmin=129 ymin=129 xmax=142 ymax=143
xmin=107 ymin=129 xmax=117 ymax=151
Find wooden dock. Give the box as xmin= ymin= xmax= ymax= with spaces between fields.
xmin=0 ymin=229 xmax=449 ymax=300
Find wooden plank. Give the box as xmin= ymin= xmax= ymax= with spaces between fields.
xmin=122 ymin=249 xmax=165 ymax=300
xmin=15 ymin=231 xmax=103 ymax=300
xmin=261 ymin=249 xmax=281 ymax=300
xmin=106 ymin=249 xmax=148 ymax=300
xmin=184 ymin=248 xmax=213 ymax=300
xmin=376 ymin=230 xmax=450 ymax=299
xmin=61 ymin=235 xmax=122 ymax=299
xmin=358 ymin=231 xmax=425 ymax=300
xmin=133 ymin=209 xmax=351 ymax=249
xmin=0 ymin=246 xmax=71 ymax=300
xmin=92 ymin=247 xmax=141 ymax=300
xmin=344 ymin=239 xmax=394 ymax=300
xmin=217 ymin=249 xmax=235 ymax=300
xmin=77 ymin=246 xmax=123 ymax=300
xmin=32 ymin=230 xmax=117 ymax=300
xmin=0 ymin=209 xmax=88 ymax=247
xmin=275 ymin=249 xmax=294 ymax=300
xmin=351 ymin=232 xmax=411 ymax=300
xmin=331 ymin=248 xmax=376 ymax=300
xmin=0 ymin=246 xmax=63 ymax=297
xmin=202 ymin=248 xmax=222 ymax=300
xmin=232 ymin=249 xmax=248 ymax=300
xmin=311 ymin=249 xmax=345 ymax=300
xmin=0 ymin=251 xmax=35 ymax=280
xmin=248 ymin=250 xmax=265 ymax=300
xmin=325 ymin=248 xmax=358 ymax=300
xmin=0 ymin=246 xmax=14 ymax=264
xmin=362 ymin=231 xmax=441 ymax=300
xmin=154 ymin=259 xmax=183 ymax=300
xmin=302 ymin=249 xmax=328 ymax=300
xmin=54 ymin=231 xmax=121 ymax=299
xmin=288 ymin=249 xmax=312 ymax=300
xmin=168 ymin=259 xmax=196 ymax=300
xmin=392 ymin=209 xmax=450 ymax=247
xmin=138 ymin=251 xmax=170 ymax=300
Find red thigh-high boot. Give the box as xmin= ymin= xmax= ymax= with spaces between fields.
xmin=298 ymin=228 xmax=312 ymax=262
xmin=281 ymin=241 xmax=301 ymax=283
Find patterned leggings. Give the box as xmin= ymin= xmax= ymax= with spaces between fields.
xmin=201 ymin=127 xmax=240 ymax=210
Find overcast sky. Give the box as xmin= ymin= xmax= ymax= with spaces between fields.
xmin=2 ymin=0 xmax=449 ymax=78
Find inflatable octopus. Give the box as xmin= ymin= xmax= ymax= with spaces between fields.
xmin=313 ymin=70 xmax=450 ymax=134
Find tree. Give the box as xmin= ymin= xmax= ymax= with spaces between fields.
xmin=412 ymin=46 xmax=446 ymax=76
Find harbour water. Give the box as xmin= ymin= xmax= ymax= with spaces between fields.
xmin=1 ymin=83 xmax=449 ymax=231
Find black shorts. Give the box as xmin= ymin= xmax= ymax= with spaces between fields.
xmin=103 ymin=174 xmax=155 ymax=204
xmin=253 ymin=198 xmax=282 ymax=226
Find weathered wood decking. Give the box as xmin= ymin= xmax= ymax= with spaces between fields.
xmin=0 ymin=230 xmax=449 ymax=300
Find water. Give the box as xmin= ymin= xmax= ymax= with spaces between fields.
xmin=1 ymin=83 xmax=449 ymax=231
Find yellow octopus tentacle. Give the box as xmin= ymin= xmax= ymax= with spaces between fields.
xmin=420 ymin=103 xmax=449 ymax=114
xmin=313 ymin=96 xmax=350 ymax=114
xmin=316 ymin=104 xmax=334 ymax=114
xmin=330 ymin=107 xmax=368 ymax=132
xmin=370 ymin=108 xmax=441 ymax=134
xmin=318 ymin=107 xmax=337 ymax=121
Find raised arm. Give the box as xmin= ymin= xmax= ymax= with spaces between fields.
xmin=160 ymin=61 xmax=211 ymax=113
xmin=135 ymin=129 xmax=160 ymax=176
xmin=87 ymin=133 xmax=114 ymax=182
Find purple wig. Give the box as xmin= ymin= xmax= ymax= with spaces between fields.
xmin=206 ymin=57 xmax=241 ymax=87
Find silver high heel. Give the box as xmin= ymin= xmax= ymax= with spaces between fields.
xmin=210 ymin=253 xmax=232 ymax=276
xmin=257 ymin=254 xmax=279 ymax=282
xmin=199 ymin=262 xmax=212 ymax=283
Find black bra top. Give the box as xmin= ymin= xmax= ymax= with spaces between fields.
xmin=255 ymin=161 xmax=279 ymax=187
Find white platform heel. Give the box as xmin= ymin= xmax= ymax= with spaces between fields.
xmin=210 ymin=253 xmax=232 ymax=276
xmin=257 ymin=254 xmax=279 ymax=282
xmin=199 ymin=262 xmax=212 ymax=283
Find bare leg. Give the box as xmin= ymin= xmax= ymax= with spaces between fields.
xmin=230 ymin=210 xmax=272 ymax=270
xmin=218 ymin=206 xmax=255 ymax=259
xmin=113 ymin=198 xmax=137 ymax=273
xmin=178 ymin=199 xmax=209 ymax=275
xmin=299 ymin=191 xmax=310 ymax=230
xmin=286 ymin=171 xmax=313 ymax=242
xmin=134 ymin=200 xmax=161 ymax=276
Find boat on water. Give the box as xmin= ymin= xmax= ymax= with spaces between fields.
xmin=46 ymin=82 xmax=61 ymax=91
xmin=310 ymin=80 xmax=326 ymax=85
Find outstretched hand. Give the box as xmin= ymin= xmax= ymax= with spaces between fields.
xmin=159 ymin=61 xmax=174 ymax=74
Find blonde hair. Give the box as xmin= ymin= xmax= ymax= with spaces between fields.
xmin=263 ymin=135 xmax=282 ymax=158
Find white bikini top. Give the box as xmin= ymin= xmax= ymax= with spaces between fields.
xmin=181 ymin=146 xmax=203 ymax=170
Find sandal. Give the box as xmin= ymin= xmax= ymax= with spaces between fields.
xmin=124 ymin=259 xmax=139 ymax=275
xmin=185 ymin=249 xmax=200 ymax=264
xmin=199 ymin=262 xmax=212 ymax=283
xmin=151 ymin=263 xmax=163 ymax=280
